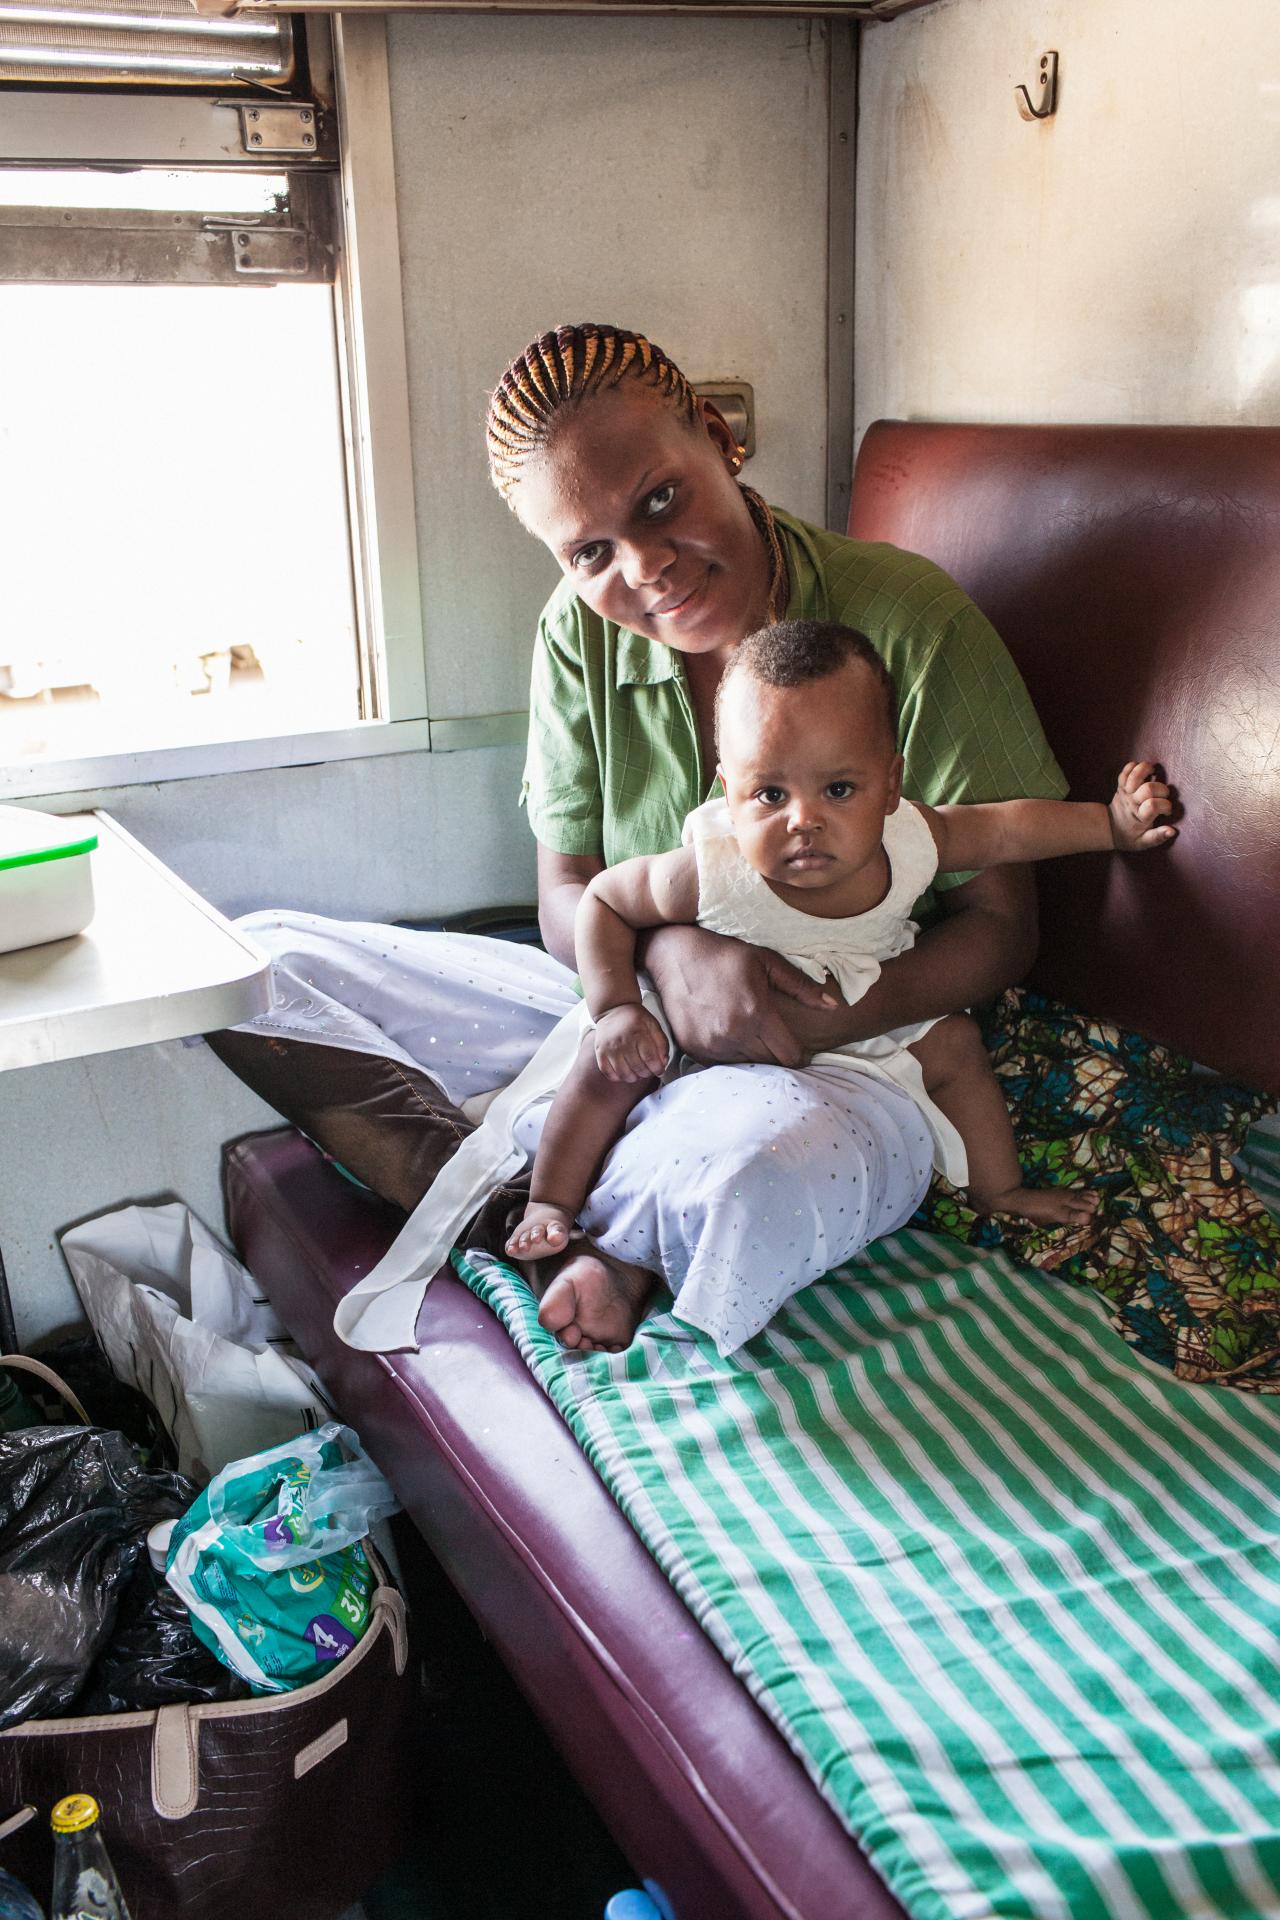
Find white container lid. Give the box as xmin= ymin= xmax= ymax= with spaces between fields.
xmin=0 ymin=805 xmax=97 ymax=873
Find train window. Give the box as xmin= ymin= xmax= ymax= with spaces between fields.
xmin=0 ymin=276 xmax=359 ymax=766
xmin=0 ymin=13 xmax=425 ymax=796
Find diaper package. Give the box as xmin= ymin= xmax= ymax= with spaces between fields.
xmin=164 ymin=1423 xmax=399 ymax=1694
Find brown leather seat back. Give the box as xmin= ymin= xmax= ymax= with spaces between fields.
xmin=850 ymin=422 xmax=1280 ymax=1094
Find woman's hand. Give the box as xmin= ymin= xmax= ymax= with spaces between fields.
xmin=641 ymin=924 xmax=835 ymax=1067
xmin=782 ymin=865 xmax=1041 ymax=1053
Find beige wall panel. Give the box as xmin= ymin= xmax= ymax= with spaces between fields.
xmin=855 ymin=0 xmax=1280 ymax=443
xmin=386 ymin=12 xmax=832 ymax=722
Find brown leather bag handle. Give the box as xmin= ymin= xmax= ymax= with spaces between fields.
xmin=0 ymin=1353 xmax=91 ymax=1425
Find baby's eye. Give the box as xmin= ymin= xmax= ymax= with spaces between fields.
xmin=571 ymin=541 xmax=607 ymax=572
xmin=756 ymin=786 xmax=786 ymax=806
xmin=827 ymin=781 xmax=856 ymax=800
xmin=643 ymin=483 xmax=676 ymax=518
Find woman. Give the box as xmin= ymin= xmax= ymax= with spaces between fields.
xmin=211 ymin=322 xmax=1065 ymax=1354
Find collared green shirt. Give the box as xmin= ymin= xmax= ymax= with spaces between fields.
xmin=521 ymin=508 xmax=1066 ymax=917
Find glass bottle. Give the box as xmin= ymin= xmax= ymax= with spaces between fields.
xmin=49 ymin=1798 xmax=132 ymax=1920
xmin=0 ymin=1865 xmax=45 ymax=1920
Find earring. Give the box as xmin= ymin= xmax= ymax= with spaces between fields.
xmin=729 ymin=444 xmax=746 ymax=474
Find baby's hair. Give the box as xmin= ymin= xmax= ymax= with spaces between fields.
xmin=486 ymin=323 xmax=697 ymax=502
xmin=715 ymin=620 xmax=898 ymax=751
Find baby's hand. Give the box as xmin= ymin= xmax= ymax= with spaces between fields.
xmin=594 ymin=1004 xmax=670 ymax=1083
xmin=1109 ymin=761 xmax=1177 ymax=851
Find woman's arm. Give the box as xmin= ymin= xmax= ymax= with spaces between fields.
xmin=782 ymin=863 xmax=1039 ymax=1052
xmin=773 ymin=763 xmax=1176 ymax=1054
xmin=536 ymin=844 xmax=604 ymax=968
xmin=539 ymin=842 xmax=837 ymax=1067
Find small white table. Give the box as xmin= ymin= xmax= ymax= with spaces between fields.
xmin=0 ymin=809 xmax=272 ymax=1341
xmin=0 ymin=810 xmax=271 ymax=1071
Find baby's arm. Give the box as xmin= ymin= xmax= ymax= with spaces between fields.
xmin=923 ymin=761 xmax=1177 ymax=873
xmin=576 ymin=849 xmax=701 ymax=1082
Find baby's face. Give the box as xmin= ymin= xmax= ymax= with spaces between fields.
xmin=717 ymin=662 xmax=902 ymax=899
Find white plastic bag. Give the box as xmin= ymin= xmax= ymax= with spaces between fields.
xmin=61 ymin=1202 xmax=329 ymax=1482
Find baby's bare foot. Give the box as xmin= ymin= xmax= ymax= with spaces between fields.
xmin=981 ymin=1185 xmax=1100 ymax=1228
xmin=536 ymin=1245 xmax=655 ymax=1355
xmin=505 ymin=1201 xmax=574 ymax=1261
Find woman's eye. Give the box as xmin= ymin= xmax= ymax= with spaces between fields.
xmin=643 ymin=483 xmax=676 ymax=518
xmin=572 ymin=542 xmax=607 ymax=571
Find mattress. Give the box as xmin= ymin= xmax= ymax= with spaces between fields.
xmin=454 ymin=1231 xmax=1280 ymax=1920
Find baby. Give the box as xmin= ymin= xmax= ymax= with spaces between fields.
xmin=506 ymin=620 xmax=1176 ymax=1347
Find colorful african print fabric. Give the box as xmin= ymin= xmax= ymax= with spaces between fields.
xmin=915 ymin=989 xmax=1280 ymax=1391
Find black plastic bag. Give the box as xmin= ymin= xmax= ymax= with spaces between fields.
xmin=35 ymin=1335 xmax=175 ymax=1463
xmin=0 ymin=1425 xmax=194 ymax=1729
xmin=76 ymin=1557 xmax=249 ymax=1715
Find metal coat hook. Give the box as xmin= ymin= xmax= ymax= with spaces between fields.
xmin=1015 ymin=50 xmax=1059 ymax=121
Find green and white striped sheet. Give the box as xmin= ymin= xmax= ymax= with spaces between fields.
xmin=455 ymin=1214 xmax=1280 ymax=1920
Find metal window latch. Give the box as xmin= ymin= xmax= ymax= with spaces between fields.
xmin=238 ymin=103 xmax=320 ymax=155
xmin=1015 ymin=51 xmax=1059 ymax=121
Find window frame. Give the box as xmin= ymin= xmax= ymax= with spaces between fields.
xmin=0 ymin=13 xmax=431 ymax=803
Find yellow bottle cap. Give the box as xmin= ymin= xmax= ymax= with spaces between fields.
xmin=51 ymin=1794 xmax=100 ymax=1834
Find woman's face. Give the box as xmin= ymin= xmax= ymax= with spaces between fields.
xmin=511 ymin=384 xmax=773 ymax=657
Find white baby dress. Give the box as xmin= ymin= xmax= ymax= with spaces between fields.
xmin=683 ymin=793 xmax=967 ymax=1186
xmin=329 ymin=795 xmax=965 ymax=1355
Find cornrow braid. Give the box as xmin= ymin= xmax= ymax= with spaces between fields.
xmin=740 ymin=482 xmax=789 ymax=625
xmin=486 ymin=323 xmax=696 ymax=501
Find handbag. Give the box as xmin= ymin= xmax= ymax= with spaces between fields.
xmin=0 ymin=1548 xmax=412 ymax=1920
xmin=0 ymin=1360 xmax=415 ymax=1920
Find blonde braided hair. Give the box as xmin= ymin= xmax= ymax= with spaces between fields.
xmin=486 ymin=322 xmax=789 ymax=621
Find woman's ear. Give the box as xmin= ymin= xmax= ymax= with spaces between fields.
xmin=697 ymin=398 xmax=743 ymax=473
xmin=885 ymin=752 xmax=905 ymax=814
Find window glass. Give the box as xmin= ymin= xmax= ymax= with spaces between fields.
xmin=0 ymin=169 xmax=288 ymax=213
xmin=0 ymin=276 xmax=360 ymax=765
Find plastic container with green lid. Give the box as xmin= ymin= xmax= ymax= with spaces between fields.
xmin=0 ymin=805 xmax=97 ymax=955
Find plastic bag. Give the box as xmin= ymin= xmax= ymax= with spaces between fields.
xmin=75 ymin=1556 xmax=249 ymax=1715
xmin=165 ymin=1423 xmax=400 ymax=1695
xmin=61 ymin=1202 xmax=329 ymax=1482
xmin=0 ymin=1425 xmax=194 ymax=1729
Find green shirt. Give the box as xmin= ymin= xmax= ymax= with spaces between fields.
xmin=521 ymin=507 xmax=1066 ymax=917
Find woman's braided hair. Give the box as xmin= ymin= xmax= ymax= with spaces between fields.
xmin=485 ymin=322 xmax=789 ymax=620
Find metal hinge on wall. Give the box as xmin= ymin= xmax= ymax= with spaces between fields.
xmin=237 ymin=102 xmax=321 ymax=155
xmin=200 ymin=220 xmax=313 ymax=276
